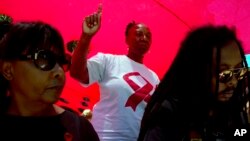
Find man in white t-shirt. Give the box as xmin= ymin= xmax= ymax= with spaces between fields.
xmin=70 ymin=5 xmax=159 ymax=141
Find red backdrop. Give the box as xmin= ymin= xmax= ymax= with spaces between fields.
xmin=1 ymin=0 xmax=250 ymax=113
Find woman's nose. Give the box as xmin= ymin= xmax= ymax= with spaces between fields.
xmin=51 ymin=63 xmax=65 ymax=80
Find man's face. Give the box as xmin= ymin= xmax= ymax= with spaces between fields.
xmin=126 ymin=23 xmax=152 ymax=56
xmin=211 ymin=41 xmax=244 ymax=102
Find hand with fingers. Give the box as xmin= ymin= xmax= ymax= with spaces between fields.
xmin=83 ymin=4 xmax=102 ymax=37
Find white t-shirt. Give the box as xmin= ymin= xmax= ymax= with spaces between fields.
xmin=82 ymin=53 xmax=160 ymax=141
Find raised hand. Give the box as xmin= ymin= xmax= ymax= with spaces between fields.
xmin=82 ymin=4 xmax=102 ymax=37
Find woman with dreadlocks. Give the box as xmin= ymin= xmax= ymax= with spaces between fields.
xmin=138 ymin=25 xmax=250 ymax=141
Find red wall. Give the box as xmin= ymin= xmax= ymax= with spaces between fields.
xmin=1 ymin=0 xmax=250 ymax=113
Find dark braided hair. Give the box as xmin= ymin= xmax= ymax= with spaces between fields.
xmin=138 ymin=25 xmax=250 ymax=141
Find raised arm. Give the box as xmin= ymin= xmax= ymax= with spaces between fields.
xmin=70 ymin=5 xmax=102 ymax=84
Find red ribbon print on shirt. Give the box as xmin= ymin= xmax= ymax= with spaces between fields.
xmin=123 ymin=72 xmax=153 ymax=111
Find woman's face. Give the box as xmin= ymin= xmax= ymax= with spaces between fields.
xmin=212 ymin=40 xmax=244 ymax=102
xmin=3 ymin=49 xmax=66 ymax=105
xmin=126 ymin=23 xmax=152 ymax=56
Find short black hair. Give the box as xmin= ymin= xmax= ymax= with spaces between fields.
xmin=0 ymin=21 xmax=65 ymax=60
xmin=125 ymin=21 xmax=136 ymax=37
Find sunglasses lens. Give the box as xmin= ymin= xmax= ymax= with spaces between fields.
xmin=57 ymin=53 xmax=71 ymax=72
xmin=32 ymin=50 xmax=71 ymax=71
xmin=236 ymin=68 xmax=248 ymax=80
xmin=219 ymin=70 xmax=233 ymax=83
xmin=35 ymin=51 xmax=56 ymax=71
xmin=219 ymin=68 xmax=248 ymax=83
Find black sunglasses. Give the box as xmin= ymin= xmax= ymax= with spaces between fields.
xmin=19 ymin=50 xmax=71 ymax=71
xmin=219 ymin=67 xmax=248 ymax=83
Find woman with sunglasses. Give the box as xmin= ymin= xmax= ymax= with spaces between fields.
xmin=138 ymin=25 xmax=250 ymax=141
xmin=0 ymin=20 xmax=99 ymax=141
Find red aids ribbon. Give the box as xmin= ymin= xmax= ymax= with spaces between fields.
xmin=123 ymin=72 xmax=153 ymax=111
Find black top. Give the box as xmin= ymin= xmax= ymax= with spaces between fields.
xmin=0 ymin=110 xmax=99 ymax=141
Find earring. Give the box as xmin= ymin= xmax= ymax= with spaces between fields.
xmin=3 ymin=73 xmax=12 ymax=80
xmin=2 ymin=63 xmax=13 ymax=80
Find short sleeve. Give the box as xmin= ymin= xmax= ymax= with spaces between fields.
xmin=81 ymin=52 xmax=106 ymax=87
